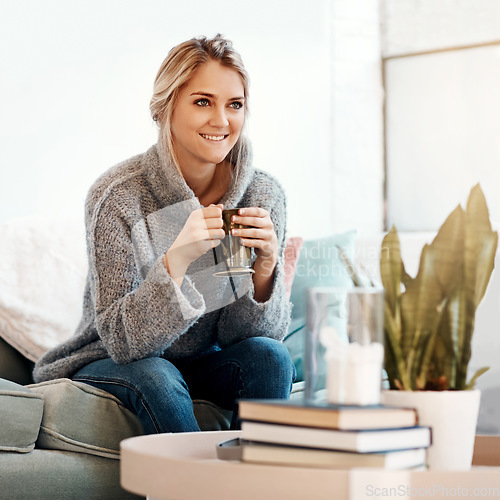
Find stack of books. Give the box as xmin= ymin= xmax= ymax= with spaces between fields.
xmin=232 ymin=398 xmax=431 ymax=469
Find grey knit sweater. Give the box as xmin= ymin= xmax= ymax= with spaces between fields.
xmin=33 ymin=144 xmax=290 ymax=383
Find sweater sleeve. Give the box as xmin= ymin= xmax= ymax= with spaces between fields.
xmin=87 ymin=194 xmax=206 ymax=365
xmin=216 ymin=179 xmax=291 ymax=346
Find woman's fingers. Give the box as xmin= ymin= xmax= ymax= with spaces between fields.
xmin=240 ymin=236 xmax=273 ymax=251
xmin=230 ymin=207 xmax=278 ymax=263
xmin=234 ymin=217 xmax=267 ymax=229
xmin=230 ymin=207 xmax=273 ymax=240
xmin=201 ymin=207 xmax=224 ymax=241
xmin=232 ymin=207 xmax=271 ymax=229
xmin=204 ymin=217 xmax=224 ymax=229
xmin=206 ymin=228 xmax=225 ymax=241
xmin=237 ymin=207 xmax=266 ymax=217
xmin=232 ymin=227 xmax=265 ymax=239
xmin=203 ymin=205 xmax=223 ymax=218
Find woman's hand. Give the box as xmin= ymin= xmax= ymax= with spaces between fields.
xmin=231 ymin=207 xmax=278 ymax=301
xmin=165 ymin=204 xmax=224 ymax=285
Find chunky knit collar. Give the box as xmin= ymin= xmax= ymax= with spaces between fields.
xmin=144 ymin=141 xmax=254 ymax=209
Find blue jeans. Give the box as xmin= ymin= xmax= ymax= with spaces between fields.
xmin=73 ymin=337 xmax=296 ymax=434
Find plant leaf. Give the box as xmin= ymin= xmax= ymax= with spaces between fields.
xmin=466 ymin=366 xmax=490 ymax=390
xmin=384 ymin=301 xmax=412 ymax=390
xmin=336 ymin=245 xmax=364 ymax=287
xmin=428 ymin=205 xmax=465 ymax=294
xmin=401 ymin=244 xmax=444 ymax=356
xmin=380 ymin=227 xmax=404 ymax=317
xmin=401 ymin=206 xmax=465 ymax=389
xmin=452 ymin=185 xmax=498 ymax=388
xmin=466 ymin=184 xmax=498 ymax=306
xmin=434 ymin=287 xmax=463 ymax=387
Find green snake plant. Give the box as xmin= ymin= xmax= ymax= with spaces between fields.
xmin=381 ymin=184 xmax=498 ymax=390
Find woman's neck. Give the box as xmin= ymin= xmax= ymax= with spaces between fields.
xmin=180 ymin=161 xmax=232 ymax=207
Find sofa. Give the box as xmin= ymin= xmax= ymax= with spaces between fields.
xmin=2 ymin=215 xmax=498 ymax=499
xmin=0 ymin=215 xmax=358 ymax=499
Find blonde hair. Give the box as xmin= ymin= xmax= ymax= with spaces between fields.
xmin=150 ymin=34 xmax=250 ymax=171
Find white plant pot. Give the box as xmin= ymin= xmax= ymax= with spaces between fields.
xmin=381 ymin=389 xmax=480 ymax=471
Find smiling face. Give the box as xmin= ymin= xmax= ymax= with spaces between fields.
xmin=170 ymin=60 xmax=246 ymax=174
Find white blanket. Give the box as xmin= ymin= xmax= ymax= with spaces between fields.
xmin=0 ymin=216 xmax=87 ymax=361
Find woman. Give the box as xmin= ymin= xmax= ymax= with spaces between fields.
xmin=33 ymin=34 xmax=295 ymax=433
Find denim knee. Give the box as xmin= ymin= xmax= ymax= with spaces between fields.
xmin=236 ymin=337 xmax=297 ymax=388
xmin=244 ymin=337 xmax=295 ymax=368
xmin=121 ymin=357 xmax=188 ymax=392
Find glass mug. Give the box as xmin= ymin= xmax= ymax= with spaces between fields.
xmin=213 ymin=209 xmax=254 ymax=277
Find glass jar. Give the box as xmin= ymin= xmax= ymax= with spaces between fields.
xmin=305 ymin=287 xmax=385 ymax=405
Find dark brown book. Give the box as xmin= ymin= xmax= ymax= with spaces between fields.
xmin=238 ymin=398 xmax=418 ymax=430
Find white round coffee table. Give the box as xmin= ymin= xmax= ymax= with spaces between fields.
xmin=120 ymin=430 xmax=349 ymax=500
xmin=121 ymin=431 xmax=500 ymax=500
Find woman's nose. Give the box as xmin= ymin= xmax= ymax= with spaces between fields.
xmin=209 ymin=106 xmax=229 ymax=128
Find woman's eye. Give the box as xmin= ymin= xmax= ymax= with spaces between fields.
xmin=230 ymin=101 xmax=244 ymax=110
xmin=195 ymin=99 xmax=210 ymax=107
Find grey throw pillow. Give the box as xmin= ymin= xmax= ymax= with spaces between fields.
xmin=0 ymin=378 xmax=43 ymax=453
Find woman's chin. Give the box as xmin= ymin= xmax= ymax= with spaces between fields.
xmin=206 ymin=153 xmax=231 ymax=165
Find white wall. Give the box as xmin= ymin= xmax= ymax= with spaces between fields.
xmin=0 ymin=0 xmax=338 ymax=239
xmin=382 ymin=0 xmax=500 ymax=56
xmin=382 ymin=0 xmax=500 ymax=231
xmin=329 ymin=0 xmax=385 ymax=237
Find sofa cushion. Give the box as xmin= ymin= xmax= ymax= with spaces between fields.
xmin=0 ymin=378 xmax=44 ymax=453
xmin=0 ymin=448 xmax=141 ymax=499
xmin=27 ymin=379 xmax=143 ymax=460
xmin=284 ymin=231 xmax=356 ymax=381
